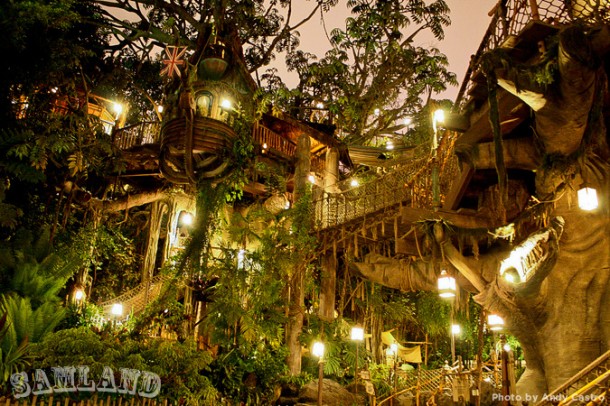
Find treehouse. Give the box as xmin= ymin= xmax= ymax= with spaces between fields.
xmin=112 ymin=31 xmax=343 ymax=200
xmin=158 ymin=35 xmax=257 ymax=184
xmin=318 ymin=0 xmax=610 ymax=400
xmin=101 ymin=29 xmax=349 ymax=329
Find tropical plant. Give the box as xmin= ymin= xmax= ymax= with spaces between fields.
xmin=30 ymin=327 xmax=218 ymax=404
xmin=0 ymin=227 xmax=83 ymax=387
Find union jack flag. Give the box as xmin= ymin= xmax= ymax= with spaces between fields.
xmin=160 ymin=46 xmax=187 ymax=78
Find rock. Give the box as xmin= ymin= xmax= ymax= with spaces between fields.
xmin=298 ymin=378 xmax=362 ymax=405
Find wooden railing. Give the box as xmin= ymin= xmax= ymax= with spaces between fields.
xmin=252 ymin=122 xmax=297 ymax=157
xmin=534 ymin=350 xmax=610 ymax=405
xmin=455 ymin=0 xmax=610 ymax=110
xmin=113 ymin=122 xmax=162 ymax=150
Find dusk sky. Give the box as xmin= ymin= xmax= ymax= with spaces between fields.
xmin=275 ymin=0 xmax=499 ymax=101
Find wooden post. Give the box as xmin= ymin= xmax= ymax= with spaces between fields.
xmin=319 ymin=251 xmax=337 ymax=322
xmin=528 ymin=0 xmax=540 ymax=20
xmin=424 ymin=334 xmax=429 ymax=366
xmin=476 ymin=312 xmax=485 ymax=406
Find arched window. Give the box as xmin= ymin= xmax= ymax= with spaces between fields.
xmin=196 ymin=92 xmax=214 ymax=117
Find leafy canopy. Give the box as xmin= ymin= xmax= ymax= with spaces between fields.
xmin=267 ymin=0 xmax=457 ymax=145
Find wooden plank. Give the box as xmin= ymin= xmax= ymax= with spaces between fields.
xmin=401 ymin=206 xmax=496 ymax=229
xmin=443 ymin=164 xmax=475 ymax=211
xmin=475 ymin=137 xmax=540 ymax=171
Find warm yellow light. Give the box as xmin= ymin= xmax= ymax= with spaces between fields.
xmin=578 ymin=187 xmax=598 ymax=211
xmin=181 ymin=212 xmax=194 ymax=226
xmin=351 ymin=326 xmax=364 ymax=341
xmin=237 ymin=249 xmax=246 ymax=269
xmin=438 ymin=270 xmax=456 ymax=298
xmin=502 ymin=266 xmax=521 ymax=284
xmin=220 ymin=99 xmax=232 ymax=109
xmin=262 ymin=142 xmax=268 ymax=149
xmin=350 ymin=179 xmax=359 ymax=187
xmin=113 ymin=103 xmax=123 ymax=115
xmin=74 ymin=289 xmax=85 ymax=301
xmin=312 ymin=341 xmax=325 ymax=358
xmin=433 ymin=109 xmax=445 ymax=124
xmin=111 ymin=303 xmax=123 ymax=316
xmin=451 ymin=324 xmax=461 ymax=335
xmin=487 ymin=314 xmax=505 ymax=331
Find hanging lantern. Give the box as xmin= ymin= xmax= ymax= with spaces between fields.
xmin=578 ymin=187 xmax=598 ymax=211
xmin=487 ymin=314 xmax=505 ymax=331
xmin=438 ymin=269 xmax=457 ymax=298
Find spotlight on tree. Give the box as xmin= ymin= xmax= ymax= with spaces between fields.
xmin=74 ymin=289 xmax=85 ymax=301
xmin=179 ymin=212 xmax=194 ymax=227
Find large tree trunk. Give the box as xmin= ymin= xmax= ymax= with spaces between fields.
xmin=354 ymin=23 xmax=610 ymax=397
xmin=285 ymin=133 xmax=311 ymax=375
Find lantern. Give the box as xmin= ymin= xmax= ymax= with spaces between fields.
xmin=438 ymin=270 xmax=457 ymax=298
xmin=487 ymin=314 xmax=505 ymax=331
xmin=578 ymin=187 xmax=598 ymax=211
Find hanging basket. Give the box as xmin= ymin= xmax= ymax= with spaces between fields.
xmin=199 ymin=44 xmax=228 ymax=80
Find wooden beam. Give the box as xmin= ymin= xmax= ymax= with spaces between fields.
xmin=455 ymin=91 xmax=528 ymax=152
xmin=443 ymin=163 xmax=475 ymax=211
xmin=475 ymin=137 xmax=541 ymax=171
xmin=402 ymin=206 xmax=497 ymax=229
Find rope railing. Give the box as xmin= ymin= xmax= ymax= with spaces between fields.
xmin=98 ymin=273 xmax=176 ymax=318
xmin=455 ymin=0 xmax=610 ymax=110
xmin=313 ymin=134 xmax=458 ymax=230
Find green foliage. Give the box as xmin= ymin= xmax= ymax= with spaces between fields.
xmin=209 ymin=346 xmax=287 ymax=405
xmin=66 ymin=224 xmax=139 ymax=303
xmin=0 ymin=226 xmax=83 ymax=387
xmin=30 ymin=328 xmax=218 ymax=404
xmin=413 ymin=291 xmax=452 ymax=338
xmin=0 ymin=312 xmax=29 ymax=387
xmin=367 ymin=363 xmax=394 ymax=399
xmin=60 ymin=302 xmax=104 ymax=330
xmin=271 ymin=0 xmax=456 ymax=145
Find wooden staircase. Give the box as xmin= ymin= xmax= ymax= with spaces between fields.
xmin=535 ymin=350 xmax=610 ymax=405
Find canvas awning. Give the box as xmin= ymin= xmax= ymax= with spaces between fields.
xmin=381 ymin=330 xmax=422 ymax=363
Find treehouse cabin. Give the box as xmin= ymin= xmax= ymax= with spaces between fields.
xmin=13 ymin=89 xmax=125 ymax=134
xmin=112 ymin=33 xmax=344 ymax=202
